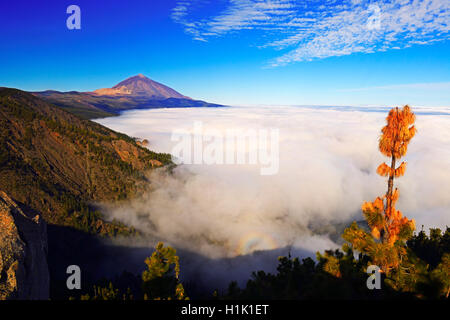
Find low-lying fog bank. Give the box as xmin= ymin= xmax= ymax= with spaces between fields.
xmin=95 ymin=105 xmax=450 ymax=290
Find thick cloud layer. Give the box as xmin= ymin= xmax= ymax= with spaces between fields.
xmin=96 ymin=105 xmax=450 ymax=281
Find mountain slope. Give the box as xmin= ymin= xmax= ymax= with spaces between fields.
xmin=94 ymin=74 xmax=189 ymax=99
xmin=34 ymin=74 xmax=225 ymax=119
xmin=0 ymin=88 xmax=171 ymax=235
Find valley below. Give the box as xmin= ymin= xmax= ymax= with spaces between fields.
xmin=91 ymin=104 xmax=450 ymax=296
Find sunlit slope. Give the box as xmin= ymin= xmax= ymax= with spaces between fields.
xmin=0 ymin=88 xmax=171 ymax=234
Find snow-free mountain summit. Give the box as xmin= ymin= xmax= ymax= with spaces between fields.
xmin=34 ymin=74 xmax=224 ymax=119
xmin=93 ymin=74 xmax=190 ymax=99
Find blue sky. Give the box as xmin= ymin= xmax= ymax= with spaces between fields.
xmin=0 ymin=0 xmax=449 ymax=106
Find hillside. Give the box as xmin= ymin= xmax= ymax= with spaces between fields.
xmin=0 ymin=191 xmax=49 ymax=300
xmin=33 ymin=75 xmax=225 ymax=119
xmin=0 ymin=88 xmax=171 ymax=235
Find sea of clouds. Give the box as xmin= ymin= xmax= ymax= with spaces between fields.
xmin=95 ymin=105 xmax=450 ymax=289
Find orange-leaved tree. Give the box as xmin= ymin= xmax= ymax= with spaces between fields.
xmin=344 ymin=105 xmax=417 ymax=274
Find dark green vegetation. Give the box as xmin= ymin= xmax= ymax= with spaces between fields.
xmin=34 ymin=90 xmax=225 ymax=119
xmin=0 ymin=88 xmax=171 ymax=235
xmin=222 ymin=227 xmax=449 ymax=300
xmin=74 ymin=242 xmax=187 ymax=300
xmin=73 ymin=228 xmax=449 ymax=300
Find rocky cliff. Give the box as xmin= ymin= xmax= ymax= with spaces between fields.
xmin=0 ymin=191 xmax=49 ymax=300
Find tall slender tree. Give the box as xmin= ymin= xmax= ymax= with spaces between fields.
xmin=142 ymin=242 xmax=188 ymax=300
xmin=344 ymin=105 xmax=417 ymax=274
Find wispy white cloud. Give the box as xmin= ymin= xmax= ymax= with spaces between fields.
xmin=172 ymin=0 xmax=298 ymax=41
xmin=171 ymin=0 xmax=450 ymax=65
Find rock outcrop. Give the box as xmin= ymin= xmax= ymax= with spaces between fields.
xmin=0 ymin=191 xmax=49 ymax=300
